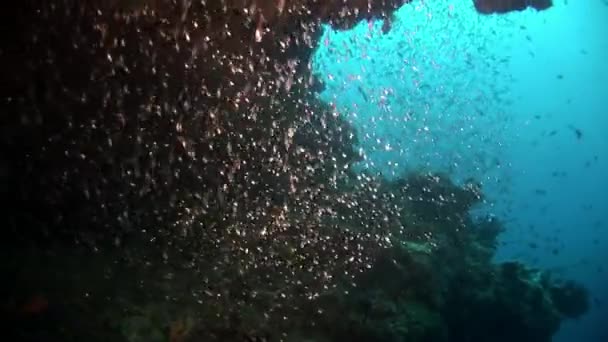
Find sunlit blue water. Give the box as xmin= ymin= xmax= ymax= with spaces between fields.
xmin=312 ymin=1 xmax=608 ymax=341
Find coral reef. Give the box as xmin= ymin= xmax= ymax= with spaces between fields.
xmin=306 ymin=174 xmax=588 ymax=342
xmin=3 ymin=172 xmax=589 ymax=342
xmin=1 ymin=1 xmax=586 ymax=342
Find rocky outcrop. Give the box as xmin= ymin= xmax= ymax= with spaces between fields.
xmin=474 ymin=0 xmax=553 ymax=14
xmin=1 ymin=0 xmax=412 ymax=246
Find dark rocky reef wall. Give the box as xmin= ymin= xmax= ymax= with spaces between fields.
xmin=2 ymin=173 xmax=589 ymax=342
xmin=0 ymin=0 xmax=410 ymax=338
xmin=474 ymin=0 xmax=553 ymax=14
xmin=0 ymin=0 xmax=549 ymax=248
xmin=0 ymin=2 xmax=586 ymax=342
xmin=0 ymin=0 xmax=408 ymax=247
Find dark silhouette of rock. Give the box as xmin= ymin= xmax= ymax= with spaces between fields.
xmin=474 ymin=0 xmax=553 ymax=14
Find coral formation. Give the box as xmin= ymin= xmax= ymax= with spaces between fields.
xmin=3 ymin=172 xmax=589 ymax=342
xmin=307 ymin=174 xmax=588 ymax=342
xmin=1 ymin=1 xmax=587 ymax=342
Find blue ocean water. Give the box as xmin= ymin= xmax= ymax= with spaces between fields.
xmin=312 ymin=1 xmax=608 ymax=341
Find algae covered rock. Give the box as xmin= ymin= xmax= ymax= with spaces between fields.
xmin=549 ymin=279 xmax=590 ymax=319
xmin=291 ymin=174 xmax=589 ymax=342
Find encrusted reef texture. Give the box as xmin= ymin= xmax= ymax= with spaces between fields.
xmin=1 ymin=1 xmax=584 ymax=342
xmin=4 ymin=173 xmax=589 ymax=342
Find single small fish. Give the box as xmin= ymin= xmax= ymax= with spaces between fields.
xmin=276 ymin=0 xmax=285 ymax=15
xmin=593 ymin=297 xmax=602 ymax=307
xmin=382 ymin=18 xmax=392 ymax=34
xmin=357 ymin=86 xmax=369 ymax=102
xmin=568 ymin=125 xmax=583 ymax=139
